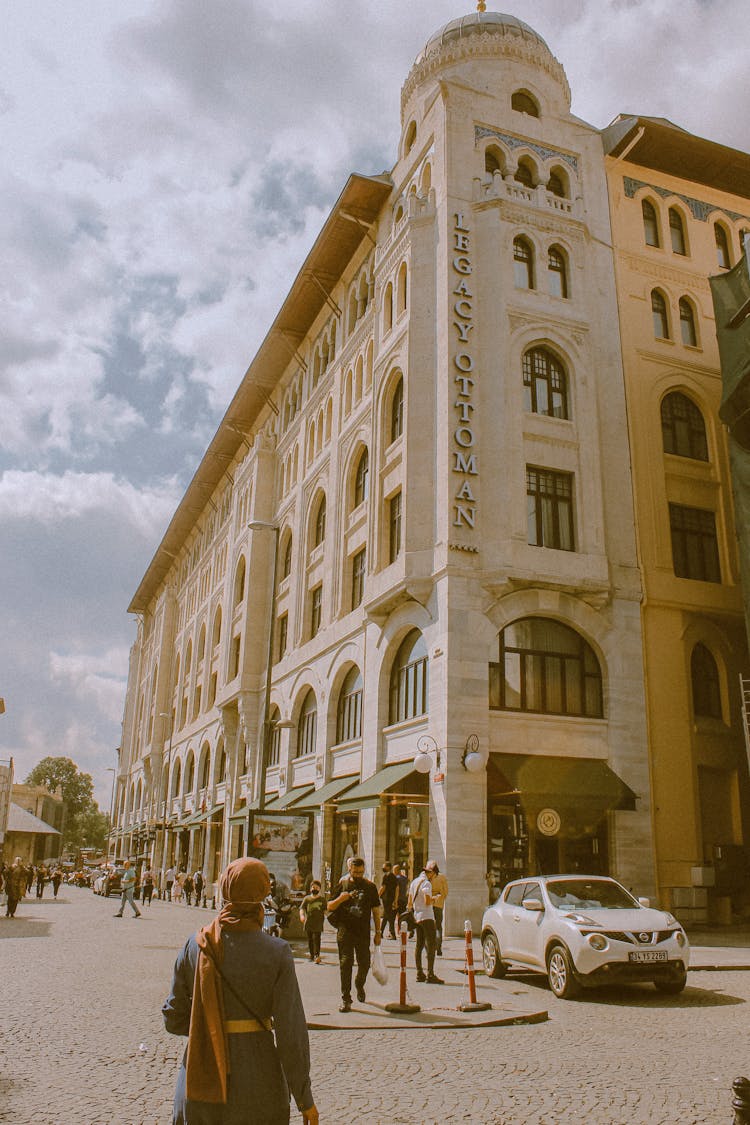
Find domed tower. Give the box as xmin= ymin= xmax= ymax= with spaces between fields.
xmin=384 ymin=10 xmax=653 ymax=921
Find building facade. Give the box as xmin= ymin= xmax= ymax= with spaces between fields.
xmin=114 ymin=11 xmax=750 ymax=928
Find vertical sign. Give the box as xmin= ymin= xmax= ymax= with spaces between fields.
xmin=451 ymin=212 xmax=478 ymax=533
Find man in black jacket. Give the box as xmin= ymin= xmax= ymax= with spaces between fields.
xmin=326 ymin=857 xmax=382 ymax=1012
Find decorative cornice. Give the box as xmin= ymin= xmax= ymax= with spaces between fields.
xmin=476 ymin=126 xmax=578 ymax=172
xmin=623 ymin=176 xmax=750 ymax=224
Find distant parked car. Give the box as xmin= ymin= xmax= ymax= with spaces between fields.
xmin=481 ymin=874 xmax=689 ymax=999
xmin=93 ymin=867 xmax=124 ymax=897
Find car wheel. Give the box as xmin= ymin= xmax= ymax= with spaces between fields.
xmin=654 ymin=971 xmax=687 ymax=995
xmin=547 ymin=944 xmax=580 ymax=1000
xmin=482 ymin=932 xmax=507 ymax=978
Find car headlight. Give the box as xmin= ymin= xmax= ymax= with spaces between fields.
xmin=674 ymin=930 xmax=686 ymax=948
xmin=586 ymin=932 xmax=608 ymax=951
xmin=664 ymin=913 xmax=678 ymax=926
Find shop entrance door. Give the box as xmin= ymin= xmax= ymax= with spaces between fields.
xmin=535 ymin=835 xmax=560 ymax=876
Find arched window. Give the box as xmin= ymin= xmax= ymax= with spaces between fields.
xmin=184 ymin=753 xmax=195 ymax=793
xmin=313 ymin=496 xmax=326 ymax=549
xmin=383 ymin=282 xmax=393 ymax=333
xmin=485 ymin=146 xmax=503 ymax=175
xmin=211 ymin=608 xmax=222 ymax=652
xmin=547 ymin=171 xmax=566 ymax=199
xmin=513 ymin=237 xmax=534 ymax=289
xmin=268 ymin=706 xmax=281 ymax=766
xmin=679 ymin=298 xmax=697 ymax=347
xmin=512 ymin=90 xmax=539 ymax=117
xmin=397 ymin=262 xmax=408 ymax=316
xmin=691 ymin=644 xmax=722 ymax=719
xmin=389 ymin=629 xmax=428 ymax=724
xmin=547 ymin=246 xmax=568 ymax=298
xmin=199 ymin=747 xmax=211 ymax=789
xmin=233 ymin=557 xmax=246 ymax=607
xmin=297 ymin=690 xmax=317 ymax=757
xmin=217 ymin=743 xmax=227 ymax=781
xmin=522 ymin=347 xmax=569 ymax=419
xmin=197 ymin=624 xmax=206 ymax=663
xmin=642 ymin=199 xmax=660 ymax=247
xmin=669 ymin=208 xmax=687 ymax=255
xmin=337 ymin=666 xmax=363 ymax=743
xmin=420 ymin=163 xmax=431 ymax=193
xmin=281 ymin=533 xmax=293 ymax=579
xmin=514 ymin=160 xmax=535 ymax=188
xmin=354 ymin=449 xmax=369 ymax=508
xmin=404 ymin=120 xmax=417 ymax=155
xmin=715 ymin=223 xmax=731 ymax=269
xmin=490 ymin=618 xmax=603 ymax=717
xmin=171 ymin=761 xmax=181 ymax=798
xmin=390 ymin=376 xmax=404 ymax=443
xmin=651 ymin=290 xmax=669 ymax=339
xmin=661 ymin=392 xmax=708 ymax=461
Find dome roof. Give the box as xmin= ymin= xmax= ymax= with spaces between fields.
xmin=416 ymin=11 xmax=551 ymax=65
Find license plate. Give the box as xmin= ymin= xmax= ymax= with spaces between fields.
xmin=628 ymin=950 xmax=667 ymax=962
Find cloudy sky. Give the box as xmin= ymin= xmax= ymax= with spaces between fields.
xmin=2 ymin=0 xmax=748 ymax=811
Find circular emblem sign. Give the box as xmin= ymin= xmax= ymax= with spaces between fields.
xmin=537 ymin=808 xmax=561 ymax=836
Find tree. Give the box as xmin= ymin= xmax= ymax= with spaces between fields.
xmin=67 ymin=806 xmax=109 ymax=851
xmin=25 ymin=756 xmax=99 ymax=851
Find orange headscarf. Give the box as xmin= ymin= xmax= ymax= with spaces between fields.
xmin=185 ymin=859 xmax=271 ymax=1103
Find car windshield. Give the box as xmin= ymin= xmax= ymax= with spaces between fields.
xmin=545 ymin=879 xmax=638 ymax=910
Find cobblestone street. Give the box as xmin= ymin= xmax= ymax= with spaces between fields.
xmin=1 ymin=887 xmax=748 ymax=1124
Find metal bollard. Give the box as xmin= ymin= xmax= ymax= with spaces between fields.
xmin=733 ymin=1077 xmax=750 ymax=1124
xmin=458 ymin=919 xmax=492 ymax=1012
xmin=385 ymin=921 xmax=420 ymax=1013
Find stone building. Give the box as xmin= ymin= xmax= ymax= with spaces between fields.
xmin=114 ymin=10 xmax=750 ymax=928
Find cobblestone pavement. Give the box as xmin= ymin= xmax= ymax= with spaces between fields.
xmin=1 ymin=887 xmax=748 ymax=1124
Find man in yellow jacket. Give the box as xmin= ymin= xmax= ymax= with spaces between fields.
xmin=425 ymin=860 xmax=448 ymax=956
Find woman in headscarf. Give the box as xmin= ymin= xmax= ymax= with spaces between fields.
xmin=162 ymin=858 xmax=318 ymax=1125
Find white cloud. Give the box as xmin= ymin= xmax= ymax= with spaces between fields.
xmin=49 ymin=648 xmax=130 ymax=724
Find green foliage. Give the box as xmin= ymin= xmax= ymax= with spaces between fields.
xmin=25 ymin=756 xmax=102 ymax=850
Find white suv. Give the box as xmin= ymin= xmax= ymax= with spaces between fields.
xmin=481 ymin=875 xmax=689 ymax=999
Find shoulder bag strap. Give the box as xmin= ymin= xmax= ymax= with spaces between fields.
xmin=199 ymin=941 xmax=267 ymax=1027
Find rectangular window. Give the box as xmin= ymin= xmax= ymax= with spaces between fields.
xmin=277 ymin=613 xmax=288 ymax=662
xmin=526 ymin=467 xmax=574 ymax=550
xmin=669 ymin=504 xmax=721 ymax=582
xmin=310 ymin=585 xmax=323 ymax=637
xmin=299 ymin=710 xmax=317 ymax=756
xmin=230 ymin=634 xmax=241 ymax=679
xmin=268 ymin=722 xmax=281 ymax=766
xmin=389 ymin=490 xmax=402 ymax=563
xmin=351 ymin=548 xmax=366 ymax=610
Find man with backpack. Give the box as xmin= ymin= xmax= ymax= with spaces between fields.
xmin=326 ymin=857 xmax=382 ymax=1013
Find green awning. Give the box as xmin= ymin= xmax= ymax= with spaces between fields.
xmin=228 ymin=800 xmax=261 ymax=824
xmin=489 ymin=754 xmax=637 ymax=811
xmin=336 ymin=761 xmax=418 ymax=810
xmin=263 ymin=785 xmax=315 ymax=812
xmin=186 ymin=804 xmax=224 ymax=825
xmin=287 ymin=775 xmax=360 ymax=812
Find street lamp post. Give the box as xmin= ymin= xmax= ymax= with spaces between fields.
xmin=247 ymin=520 xmax=280 ymax=820
xmin=106 ymin=766 xmax=116 ymax=864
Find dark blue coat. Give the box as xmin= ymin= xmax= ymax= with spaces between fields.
xmin=163 ymin=929 xmax=313 ymax=1125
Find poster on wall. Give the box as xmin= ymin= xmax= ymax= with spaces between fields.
xmin=248 ymin=812 xmax=313 ymax=896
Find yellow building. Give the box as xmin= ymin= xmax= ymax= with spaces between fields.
xmin=604 ymin=117 xmax=750 ymax=921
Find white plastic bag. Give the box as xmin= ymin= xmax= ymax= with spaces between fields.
xmin=372 ymin=944 xmax=388 ymax=987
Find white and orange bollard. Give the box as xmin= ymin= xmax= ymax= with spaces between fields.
xmin=458 ymin=918 xmax=491 ymax=1012
xmin=385 ymin=920 xmax=420 ymax=1013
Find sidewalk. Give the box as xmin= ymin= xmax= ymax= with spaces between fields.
xmin=687 ymin=926 xmax=750 ymax=970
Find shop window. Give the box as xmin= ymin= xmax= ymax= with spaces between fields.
xmin=669 ymin=207 xmax=687 ymax=255
xmin=489 ymin=617 xmax=603 ymax=717
xmin=389 ymin=490 xmax=402 ymax=563
xmin=351 ymin=548 xmax=366 ymax=610
xmin=513 ymin=236 xmax=534 ymax=289
xmin=522 ymin=347 xmax=569 ymax=419
xmin=547 ymin=246 xmax=568 ymax=298
xmin=679 ymin=297 xmax=697 ymax=347
xmin=651 ymin=289 xmax=670 ymax=339
xmin=669 ymin=503 xmax=721 ymax=582
xmin=389 ymin=629 xmax=428 ymax=724
xmin=661 ymin=392 xmax=708 ymax=461
xmin=526 ymin=467 xmax=574 ymax=550
xmin=642 ymin=199 xmax=660 ymax=247
xmin=691 ymin=644 xmax=722 ymax=719
xmin=297 ymin=690 xmax=317 ymax=757
xmin=336 ymin=666 xmax=363 ymax=743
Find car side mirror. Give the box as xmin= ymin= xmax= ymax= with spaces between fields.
xmin=522 ymin=897 xmax=544 ymax=912
xmin=638 ymin=897 xmax=650 ymax=908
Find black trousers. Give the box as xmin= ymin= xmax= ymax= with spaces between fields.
xmin=380 ymin=903 xmax=397 ymax=939
xmin=141 ymin=884 xmax=153 ymax=904
xmin=6 ymin=895 xmax=19 ymax=917
xmin=307 ymin=930 xmax=322 ymax=959
xmin=415 ymin=918 xmax=437 ymax=976
xmin=433 ymin=906 xmax=444 ymax=954
xmin=337 ymin=928 xmax=370 ymax=1001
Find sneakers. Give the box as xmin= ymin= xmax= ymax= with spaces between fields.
xmin=427 ymin=974 xmax=444 ymax=984
xmin=339 ymin=1000 xmax=352 ymax=1013
xmin=113 ymin=913 xmax=122 ymax=918
xmin=356 ymin=986 xmax=366 ymax=1003
xmin=315 ymin=956 xmax=322 ymax=964
xmin=134 ymin=913 xmax=142 ymax=918
xmin=416 ymin=972 xmax=427 ymax=982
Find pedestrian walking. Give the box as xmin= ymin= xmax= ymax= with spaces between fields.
xmin=378 ymin=862 xmax=398 ymax=940
xmin=114 ymin=860 xmax=142 ymax=918
xmin=183 ymin=872 xmax=194 ymax=907
xmin=393 ymin=863 xmax=412 ymax=937
xmin=162 ymin=857 xmax=318 ymax=1125
xmin=51 ymin=868 xmax=63 ymax=899
xmin=408 ymin=864 xmax=443 ymax=984
xmin=326 ymin=856 xmax=382 ymax=1013
xmin=4 ymin=857 xmax=28 ymax=919
xmin=193 ymin=870 xmax=204 ymax=907
xmin=299 ymin=881 xmax=326 ymax=963
xmin=36 ymin=865 xmax=48 ymax=899
xmin=426 ymin=860 xmax=449 ymax=956
xmin=165 ymin=864 xmax=176 ymax=902
xmin=173 ymin=871 xmax=184 ymax=904
xmin=141 ymin=866 xmax=155 ymax=906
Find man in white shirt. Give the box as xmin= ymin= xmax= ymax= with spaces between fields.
xmin=408 ymin=864 xmax=443 ymax=984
